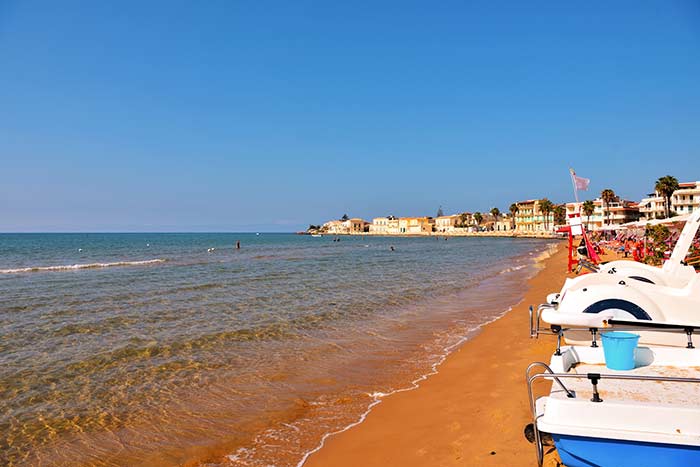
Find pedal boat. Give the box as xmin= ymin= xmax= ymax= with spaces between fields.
xmin=527 ymin=314 xmax=700 ymax=466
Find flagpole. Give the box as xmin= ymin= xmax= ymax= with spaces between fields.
xmin=569 ymin=168 xmax=580 ymax=204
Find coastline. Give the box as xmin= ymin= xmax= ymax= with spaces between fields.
xmin=302 ymin=244 xmax=566 ymax=467
xmin=302 ymin=232 xmax=562 ymax=239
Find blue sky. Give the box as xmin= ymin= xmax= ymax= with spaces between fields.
xmin=1 ymin=1 xmax=699 ymax=231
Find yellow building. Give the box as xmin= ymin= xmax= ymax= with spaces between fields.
xmin=514 ymin=200 xmax=555 ymax=232
xmin=398 ymin=217 xmax=433 ymax=234
xmin=346 ymin=218 xmax=369 ymax=234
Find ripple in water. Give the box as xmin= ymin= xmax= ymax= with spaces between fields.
xmin=0 ymin=233 xmax=559 ymax=466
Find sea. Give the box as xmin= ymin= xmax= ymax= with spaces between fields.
xmin=0 ymin=233 xmax=558 ymax=467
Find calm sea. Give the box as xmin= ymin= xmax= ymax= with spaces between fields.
xmin=0 ymin=233 xmax=557 ymax=466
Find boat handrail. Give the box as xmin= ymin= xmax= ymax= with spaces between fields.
xmin=529 ymin=304 xmax=558 ymax=339
xmin=529 ymin=311 xmax=700 ymax=351
xmin=607 ymin=318 xmax=700 ymax=331
xmin=526 ymin=368 xmax=700 ymax=466
xmin=525 ymin=362 xmax=575 ymax=466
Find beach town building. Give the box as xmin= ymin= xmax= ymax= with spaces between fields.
xmin=434 ymin=215 xmax=460 ymax=233
xmin=605 ymin=200 xmax=641 ymax=227
xmin=398 ymin=217 xmax=434 ymax=234
xmin=322 ymin=220 xmax=347 ymax=234
xmin=566 ymin=198 xmax=640 ymax=230
xmin=345 ymin=218 xmax=369 ymax=234
xmin=456 ymin=212 xmax=474 ymax=228
xmin=514 ymin=200 xmax=555 ymax=232
xmin=639 ymin=181 xmax=700 ymax=220
xmin=386 ymin=217 xmax=400 ymax=234
xmin=672 ymin=181 xmax=700 ymax=215
xmin=494 ymin=218 xmax=512 ymax=231
xmin=369 ymin=216 xmax=400 ymax=235
xmin=322 ymin=218 xmax=369 ymax=234
xmin=639 ymin=194 xmax=667 ymax=220
xmin=370 ymin=217 xmax=389 ymax=235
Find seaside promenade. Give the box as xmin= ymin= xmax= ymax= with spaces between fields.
xmin=304 ymin=246 xmax=568 ymax=467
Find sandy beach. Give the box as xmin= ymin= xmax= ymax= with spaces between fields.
xmin=304 ymin=245 xmax=568 ymax=467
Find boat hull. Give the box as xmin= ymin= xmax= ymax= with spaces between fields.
xmin=553 ymin=434 xmax=700 ymax=467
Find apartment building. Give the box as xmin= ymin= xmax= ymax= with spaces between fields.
xmin=639 ymin=181 xmax=700 ymax=220
xmin=514 ymin=200 xmax=555 ymax=232
xmin=369 ymin=216 xmax=400 ymax=235
xmin=566 ymin=198 xmax=640 ymax=230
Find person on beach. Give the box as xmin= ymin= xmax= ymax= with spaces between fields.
xmin=236 ymin=241 xmax=240 ymax=249
xmin=576 ymin=239 xmax=589 ymax=258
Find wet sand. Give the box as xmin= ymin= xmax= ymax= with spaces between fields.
xmin=304 ymin=245 xmax=569 ymax=467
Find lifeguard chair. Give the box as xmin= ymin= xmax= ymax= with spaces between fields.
xmin=558 ymin=212 xmax=600 ymax=273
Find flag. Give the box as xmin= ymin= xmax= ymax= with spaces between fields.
xmin=570 ymin=169 xmax=590 ymax=191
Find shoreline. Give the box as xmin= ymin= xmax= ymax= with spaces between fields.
xmin=302 ymin=244 xmax=566 ymax=467
xmin=302 ymin=232 xmax=563 ymax=239
xmin=216 ymin=241 xmax=562 ymax=467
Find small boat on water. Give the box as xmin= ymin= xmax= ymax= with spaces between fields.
xmin=527 ymin=312 xmax=700 ymax=466
xmin=311 ymin=234 xmax=322 ymax=237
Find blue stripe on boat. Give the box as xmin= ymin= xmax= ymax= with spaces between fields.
xmin=553 ymin=434 xmax=700 ymax=467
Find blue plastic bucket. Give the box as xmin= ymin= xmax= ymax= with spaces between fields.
xmin=601 ymin=331 xmax=640 ymax=370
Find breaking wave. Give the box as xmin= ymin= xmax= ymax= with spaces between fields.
xmin=0 ymin=259 xmax=166 ymax=274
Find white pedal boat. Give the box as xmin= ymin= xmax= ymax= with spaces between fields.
xmin=548 ymin=209 xmax=699 ymax=305
xmin=528 ymin=342 xmax=700 ymax=467
xmin=538 ymin=211 xmax=700 ymax=347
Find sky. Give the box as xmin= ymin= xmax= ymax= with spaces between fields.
xmin=1 ymin=1 xmax=699 ymax=232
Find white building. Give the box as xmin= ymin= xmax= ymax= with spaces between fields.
xmin=434 ymin=215 xmax=460 ymax=233
xmin=369 ymin=216 xmax=400 ymax=235
xmin=639 ymin=181 xmax=700 ymax=220
xmin=672 ymin=182 xmax=700 ymax=216
xmin=322 ymin=218 xmax=369 ymax=234
xmin=566 ymin=198 xmax=640 ymax=230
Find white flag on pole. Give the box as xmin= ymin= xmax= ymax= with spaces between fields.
xmin=570 ymin=169 xmax=590 ymax=191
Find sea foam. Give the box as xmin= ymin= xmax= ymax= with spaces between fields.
xmin=0 ymin=259 xmax=166 ymax=274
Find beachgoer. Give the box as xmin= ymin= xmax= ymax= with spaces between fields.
xmin=236 ymin=241 xmax=241 ymax=249
xmin=577 ymin=239 xmax=588 ymax=258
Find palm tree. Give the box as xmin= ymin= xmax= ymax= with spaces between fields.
xmin=538 ymin=198 xmax=554 ymax=231
xmin=490 ymin=207 xmax=500 ymax=220
xmin=655 ymin=175 xmax=680 ymax=219
xmin=458 ymin=212 xmax=470 ymax=227
xmin=509 ymin=203 xmax=519 ymax=229
xmin=474 ymin=212 xmax=483 ymax=227
xmin=554 ymin=204 xmax=566 ymax=227
xmin=600 ymin=189 xmax=616 ymax=225
xmin=582 ymin=200 xmax=595 ymax=230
